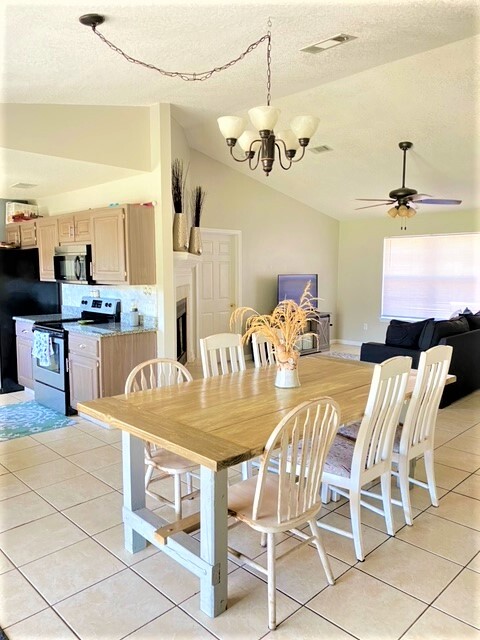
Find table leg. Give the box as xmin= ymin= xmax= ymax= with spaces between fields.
xmin=122 ymin=432 xmax=147 ymax=553
xmin=200 ymin=466 xmax=228 ymax=617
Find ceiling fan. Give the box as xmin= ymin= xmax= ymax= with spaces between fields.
xmin=355 ymin=141 xmax=462 ymax=225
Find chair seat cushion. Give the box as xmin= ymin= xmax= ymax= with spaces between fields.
xmin=337 ymin=421 xmax=403 ymax=453
xmin=149 ymin=449 xmax=198 ymax=473
xmin=323 ymin=435 xmax=355 ymax=477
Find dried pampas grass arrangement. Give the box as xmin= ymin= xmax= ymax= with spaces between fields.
xmin=230 ymin=281 xmax=321 ymax=355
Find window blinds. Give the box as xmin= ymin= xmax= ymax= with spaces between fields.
xmin=382 ymin=233 xmax=480 ymax=319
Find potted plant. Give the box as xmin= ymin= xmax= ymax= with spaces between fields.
xmin=171 ymin=159 xmax=188 ymax=251
xmin=230 ymin=281 xmax=321 ymax=387
xmin=188 ymin=185 xmax=206 ymax=255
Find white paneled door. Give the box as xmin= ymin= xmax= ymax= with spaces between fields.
xmin=198 ymin=230 xmax=241 ymax=339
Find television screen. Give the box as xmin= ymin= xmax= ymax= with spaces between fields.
xmin=277 ymin=274 xmax=318 ymax=306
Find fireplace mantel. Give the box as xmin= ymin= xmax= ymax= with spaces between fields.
xmin=174 ymin=252 xmax=201 ymax=363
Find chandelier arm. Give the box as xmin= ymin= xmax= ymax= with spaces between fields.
xmin=229 ymin=147 xmax=251 ymax=164
xmin=291 ymin=146 xmax=307 ymax=163
xmin=87 ymin=23 xmax=270 ymax=82
xmin=249 ymin=153 xmax=261 ymax=171
xmin=275 ymin=142 xmax=293 ymax=170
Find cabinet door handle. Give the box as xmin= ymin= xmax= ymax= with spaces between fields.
xmin=66 ymin=358 xmax=69 ymax=373
xmin=22 ymin=329 xmax=29 ymax=334
xmin=79 ymin=344 xmax=86 ymax=349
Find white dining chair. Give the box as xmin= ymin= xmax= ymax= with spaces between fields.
xmin=391 ymin=345 xmax=453 ymax=524
xmin=228 ymin=397 xmax=340 ymax=631
xmin=199 ymin=332 xmax=246 ymax=378
xmin=124 ymin=358 xmax=199 ymax=519
xmin=319 ymin=356 xmax=412 ymax=561
xmin=251 ymin=332 xmax=276 ymax=367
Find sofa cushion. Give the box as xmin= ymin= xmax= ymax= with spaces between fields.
xmin=463 ymin=312 xmax=480 ymax=331
xmin=418 ymin=316 xmax=470 ymax=350
xmin=385 ymin=318 xmax=432 ymax=349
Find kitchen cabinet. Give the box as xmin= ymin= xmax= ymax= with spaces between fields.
xmin=15 ymin=321 xmax=34 ymax=389
xmin=58 ymin=211 xmax=92 ymax=244
xmin=68 ymin=330 xmax=156 ymax=409
xmin=91 ymin=205 xmax=156 ymax=285
xmin=36 ymin=217 xmax=58 ymax=281
xmin=5 ymin=221 xmax=36 ymax=248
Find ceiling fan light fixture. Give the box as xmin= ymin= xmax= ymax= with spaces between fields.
xmin=388 ymin=206 xmax=398 ymax=218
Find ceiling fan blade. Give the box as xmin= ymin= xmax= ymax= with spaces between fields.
xmin=414 ymin=198 xmax=463 ymax=205
xmin=355 ymin=202 xmax=394 ymax=210
xmin=355 ymin=198 xmax=393 ymax=202
xmin=409 ymin=193 xmax=433 ymax=200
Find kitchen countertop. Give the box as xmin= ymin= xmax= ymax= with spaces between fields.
xmin=13 ymin=314 xmax=157 ymax=337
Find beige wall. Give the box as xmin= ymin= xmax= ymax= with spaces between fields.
xmin=337 ymin=209 xmax=480 ymax=344
xmin=190 ymin=150 xmax=340 ymax=327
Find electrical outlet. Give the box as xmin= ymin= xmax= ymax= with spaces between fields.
xmin=363 ymin=323 xmax=368 ymax=331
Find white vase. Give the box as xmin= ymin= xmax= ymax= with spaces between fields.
xmin=275 ymin=364 xmax=300 ymax=388
xmin=188 ymin=227 xmax=202 ymax=255
xmin=173 ymin=212 xmax=188 ymax=252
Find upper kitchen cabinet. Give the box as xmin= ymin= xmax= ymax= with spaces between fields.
xmin=58 ymin=211 xmax=92 ymax=244
xmin=36 ymin=217 xmax=58 ymax=281
xmin=5 ymin=221 xmax=37 ymax=247
xmin=91 ymin=205 xmax=156 ymax=285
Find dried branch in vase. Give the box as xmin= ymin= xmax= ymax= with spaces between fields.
xmin=230 ymin=281 xmax=322 ymax=355
xmin=190 ymin=186 xmax=206 ymax=227
xmin=171 ymin=159 xmax=188 ymax=213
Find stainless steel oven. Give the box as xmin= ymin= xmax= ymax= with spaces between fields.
xmin=53 ymin=244 xmax=93 ymax=284
xmin=32 ymin=324 xmax=73 ymax=414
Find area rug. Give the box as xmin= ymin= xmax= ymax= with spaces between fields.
xmin=321 ymin=351 xmax=359 ymax=360
xmin=0 ymin=401 xmax=75 ymax=441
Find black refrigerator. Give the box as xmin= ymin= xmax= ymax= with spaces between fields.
xmin=0 ymin=248 xmax=60 ymax=393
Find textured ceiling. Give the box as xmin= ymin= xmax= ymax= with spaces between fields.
xmin=1 ymin=0 xmax=479 ymax=220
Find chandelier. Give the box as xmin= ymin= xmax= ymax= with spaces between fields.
xmin=217 ymin=23 xmax=319 ymax=176
xmin=79 ymin=14 xmax=319 ymax=177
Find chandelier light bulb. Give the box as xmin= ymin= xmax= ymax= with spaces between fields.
xmin=276 ymin=129 xmax=300 ymax=152
xmin=238 ymin=131 xmax=261 ymax=153
xmin=248 ymin=106 xmax=280 ymax=133
xmin=217 ymin=116 xmax=245 ymax=142
xmin=290 ymin=115 xmax=320 ymax=141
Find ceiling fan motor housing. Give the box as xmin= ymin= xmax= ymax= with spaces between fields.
xmin=389 ymin=186 xmax=418 ymax=201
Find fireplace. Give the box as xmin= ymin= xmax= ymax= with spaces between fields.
xmin=176 ymin=297 xmax=187 ymax=364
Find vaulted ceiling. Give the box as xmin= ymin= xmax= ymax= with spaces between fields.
xmin=1 ymin=0 xmax=479 ymax=220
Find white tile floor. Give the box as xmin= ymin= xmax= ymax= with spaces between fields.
xmin=0 ymin=357 xmax=479 ymax=639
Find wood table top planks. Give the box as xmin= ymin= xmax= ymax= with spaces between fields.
xmin=78 ymin=355 xmax=455 ymax=472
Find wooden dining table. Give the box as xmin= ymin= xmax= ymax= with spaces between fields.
xmin=77 ymin=355 xmax=454 ymax=619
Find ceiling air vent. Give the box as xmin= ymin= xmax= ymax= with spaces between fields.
xmin=301 ymin=34 xmax=357 ymax=54
xmin=10 ymin=182 xmax=38 ymax=189
xmin=308 ymin=145 xmax=332 ymax=155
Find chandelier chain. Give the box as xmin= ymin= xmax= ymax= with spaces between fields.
xmin=89 ymin=24 xmax=270 ymax=82
xmin=266 ymin=30 xmax=272 ymax=106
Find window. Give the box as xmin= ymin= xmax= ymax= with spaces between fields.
xmin=382 ymin=233 xmax=480 ymax=320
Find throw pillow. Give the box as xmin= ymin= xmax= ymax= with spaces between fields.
xmin=419 ymin=316 xmax=470 ymax=350
xmin=385 ymin=318 xmax=432 ymax=349
xmin=465 ymin=313 xmax=480 ymax=330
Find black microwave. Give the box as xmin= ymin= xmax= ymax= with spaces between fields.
xmin=53 ymin=245 xmax=93 ymax=284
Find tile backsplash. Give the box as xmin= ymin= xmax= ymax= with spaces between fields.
xmin=61 ymin=284 xmax=157 ymax=322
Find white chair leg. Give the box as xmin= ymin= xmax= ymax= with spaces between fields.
xmin=309 ymin=519 xmax=334 ymax=585
xmin=397 ymin=458 xmax=413 ymax=526
xmin=321 ymin=483 xmax=331 ymax=504
xmin=260 ymin=532 xmax=267 ymax=547
xmin=174 ymin=473 xmax=183 ymax=519
xmin=380 ymin=471 xmax=395 ymax=536
xmin=423 ymin=450 xmax=439 ymax=507
xmin=186 ymin=472 xmax=193 ymax=494
xmin=350 ymin=490 xmax=364 ymax=561
xmin=267 ymin=532 xmax=277 ymax=631
xmin=241 ymin=460 xmax=252 ymax=480
xmin=144 ymin=465 xmax=154 ymax=490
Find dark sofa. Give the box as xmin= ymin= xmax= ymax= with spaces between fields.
xmin=360 ymin=314 xmax=480 ymax=407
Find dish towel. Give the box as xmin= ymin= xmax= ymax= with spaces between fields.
xmin=32 ymin=331 xmax=54 ymax=367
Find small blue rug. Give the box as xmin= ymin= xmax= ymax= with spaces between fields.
xmin=0 ymin=401 xmax=75 ymax=441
